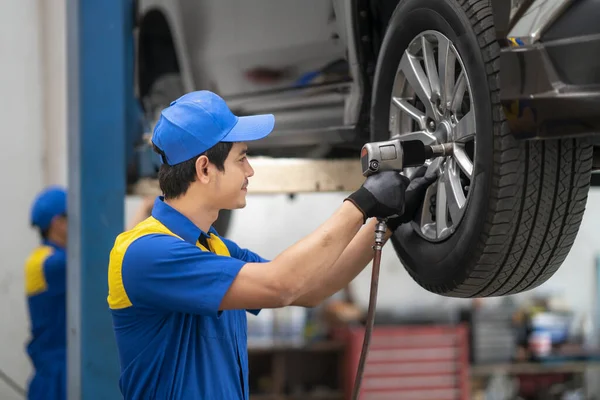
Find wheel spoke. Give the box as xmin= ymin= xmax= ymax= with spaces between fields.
xmin=450 ymin=70 xmax=467 ymax=113
xmin=392 ymin=96 xmax=427 ymax=130
xmin=452 ymin=144 xmax=473 ymax=180
xmin=421 ymin=36 xmax=440 ymax=101
xmin=393 ymin=130 xmax=438 ymax=145
xmin=418 ymin=184 xmax=437 ymax=225
xmin=394 ymin=31 xmax=476 ymax=242
xmin=454 ymin=110 xmax=475 ymax=142
xmin=443 ymin=159 xmax=467 ymax=224
xmin=437 ymin=36 xmax=455 ymax=112
xmin=436 ymin=174 xmax=449 ymax=237
xmin=399 ymin=52 xmax=435 ymax=118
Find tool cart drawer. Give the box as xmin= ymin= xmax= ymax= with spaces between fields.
xmin=334 ymin=324 xmax=470 ymax=400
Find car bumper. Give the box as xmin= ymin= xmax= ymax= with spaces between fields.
xmin=498 ymin=0 xmax=600 ymax=140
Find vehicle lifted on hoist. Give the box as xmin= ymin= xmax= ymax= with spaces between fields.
xmin=128 ymin=0 xmax=600 ymax=298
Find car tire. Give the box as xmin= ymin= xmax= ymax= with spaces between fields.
xmin=143 ymin=73 xmax=234 ymax=237
xmin=370 ymin=0 xmax=594 ymax=297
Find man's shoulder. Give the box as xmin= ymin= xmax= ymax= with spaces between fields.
xmin=111 ymin=217 xmax=185 ymax=258
xmin=25 ymin=245 xmax=54 ymax=265
xmin=108 ymin=220 xmax=189 ymax=311
xmin=24 ymin=245 xmax=65 ymax=270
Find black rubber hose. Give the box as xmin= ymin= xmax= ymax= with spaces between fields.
xmin=351 ymin=219 xmax=386 ymax=400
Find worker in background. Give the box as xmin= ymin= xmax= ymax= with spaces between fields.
xmin=107 ymin=90 xmax=438 ymax=400
xmin=24 ymin=187 xmax=160 ymax=400
xmin=25 ymin=186 xmax=68 ymax=400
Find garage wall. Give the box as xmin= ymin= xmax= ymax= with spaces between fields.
xmin=0 ymin=0 xmax=45 ymax=397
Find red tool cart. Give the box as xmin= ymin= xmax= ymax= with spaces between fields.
xmin=334 ymin=324 xmax=470 ymax=400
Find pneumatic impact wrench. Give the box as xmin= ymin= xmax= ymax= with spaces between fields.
xmin=350 ymin=138 xmax=452 ymax=400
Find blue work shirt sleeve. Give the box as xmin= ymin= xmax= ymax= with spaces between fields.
xmin=221 ymin=237 xmax=269 ymax=316
xmin=121 ymin=234 xmax=246 ymax=317
xmin=44 ymin=250 xmax=66 ymax=295
xmin=222 ymin=237 xmax=270 ymax=263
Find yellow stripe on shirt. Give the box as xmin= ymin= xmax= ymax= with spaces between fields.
xmin=25 ymin=246 xmax=54 ymax=296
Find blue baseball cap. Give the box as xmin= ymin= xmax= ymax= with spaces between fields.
xmin=30 ymin=185 xmax=67 ymax=231
xmin=151 ymin=90 xmax=275 ymax=165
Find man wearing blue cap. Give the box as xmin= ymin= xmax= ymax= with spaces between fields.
xmin=25 ymin=185 xmax=68 ymax=400
xmin=107 ymin=90 xmax=436 ymax=399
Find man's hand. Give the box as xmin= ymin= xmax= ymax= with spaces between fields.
xmin=344 ymin=170 xmax=411 ymax=221
xmin=387 ymin=164 xmax=440 ymax=231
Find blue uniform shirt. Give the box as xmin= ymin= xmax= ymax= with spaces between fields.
xmin=108 ymin=197 xmax=268 ymax=399
xmin=24 ymin=240 xmax=67 ymax=400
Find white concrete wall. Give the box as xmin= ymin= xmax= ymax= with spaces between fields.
xmin=39 ymin=0 xmax=68 ymax=187
xmin=0 ymin=0 xmax=45 ymax=397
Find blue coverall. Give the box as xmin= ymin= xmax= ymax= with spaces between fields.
xmin=24 ymin=239 xmax=67 ymax=400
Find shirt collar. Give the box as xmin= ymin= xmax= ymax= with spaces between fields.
xmin=43 ymin=239 xmax=65 ymax=251
xmin=151 ymin=196 xmax=215 ymax=245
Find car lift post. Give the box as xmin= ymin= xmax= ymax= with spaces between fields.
xmin=66 ymin=0 xmax=135 ymax=398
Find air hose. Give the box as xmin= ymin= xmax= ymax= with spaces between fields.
xmin=350 ymin=219 xmax=387 ymax=400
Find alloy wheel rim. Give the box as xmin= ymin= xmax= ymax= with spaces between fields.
xmin=389 ymin=31 xmax=476 ymax=242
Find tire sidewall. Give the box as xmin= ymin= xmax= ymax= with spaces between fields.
xmin=370 ymin=0 xmax=495 ymax=287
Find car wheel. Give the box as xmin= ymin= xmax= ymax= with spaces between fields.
xmin=143 ymin=73 xmax=234 ymax=237
xmin=370 ymin=0 xmax=594 ymax=297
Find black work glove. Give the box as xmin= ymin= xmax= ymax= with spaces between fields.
xmin=386 ymin=164 xmax=440 ymax=231
xmin=345 ymin=170 xmax=411 ymax=222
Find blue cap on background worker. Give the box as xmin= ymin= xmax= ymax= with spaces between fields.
xmin=30 ymin=185 xmax=67 ymax=236
xmin=24 ymin=185 xmax=68 ymax=400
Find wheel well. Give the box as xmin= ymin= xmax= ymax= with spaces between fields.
xmin=371 ymin=0 xmax=401 ymax=33
xmin=365 ymin=0 xmax=401 ymax=58
xmin=137 ymin=9 xmax=180 ymax=100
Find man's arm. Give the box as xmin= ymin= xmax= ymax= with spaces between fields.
xmin=287 ymin=166 xmax=441 ymax=306
xmin=290 ymin=218 xmax=392 ymax=307
xmin=116 ymin=201 xmax=363 ymax=315
xmin=220 ymin=169 xmax=415 ymax=311
xmin=218 ymin=201 xmax=365 ymax=310
xmin=118 ymin=171 xmax=411 ymax=315
xmin=119 ymin=235 xmax=250 ymax=316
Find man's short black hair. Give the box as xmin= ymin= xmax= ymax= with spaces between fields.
xmin=39 ymin=228 xmax=49 ymax=240
xmin=153 ymin=142 xmax=234 ymax=200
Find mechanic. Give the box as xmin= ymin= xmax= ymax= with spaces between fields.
xmin=24 ymin=186 xmax=68 ymax=400
xmin=107 ymin=90 xmax=437 ymax=399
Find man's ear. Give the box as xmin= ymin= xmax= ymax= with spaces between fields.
xmin=195 ymin=155 xmax=211 ymax=183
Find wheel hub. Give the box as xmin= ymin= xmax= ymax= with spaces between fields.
xmin=389 ymin=30 xmax=476 ymax=242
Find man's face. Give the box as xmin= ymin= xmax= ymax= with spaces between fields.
xmin=212 ymin=142 xmax=254 ymax=210
xmin=49 ymin=214 xmax=68 ymax=246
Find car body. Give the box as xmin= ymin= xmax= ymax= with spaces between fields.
xmin=131 ymin=0 xmax=600 ymax=297
xmin=497 ymin=0 xmax=600 ymax=142
xmin=134 ymin=0 xmax=600 ymax=152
